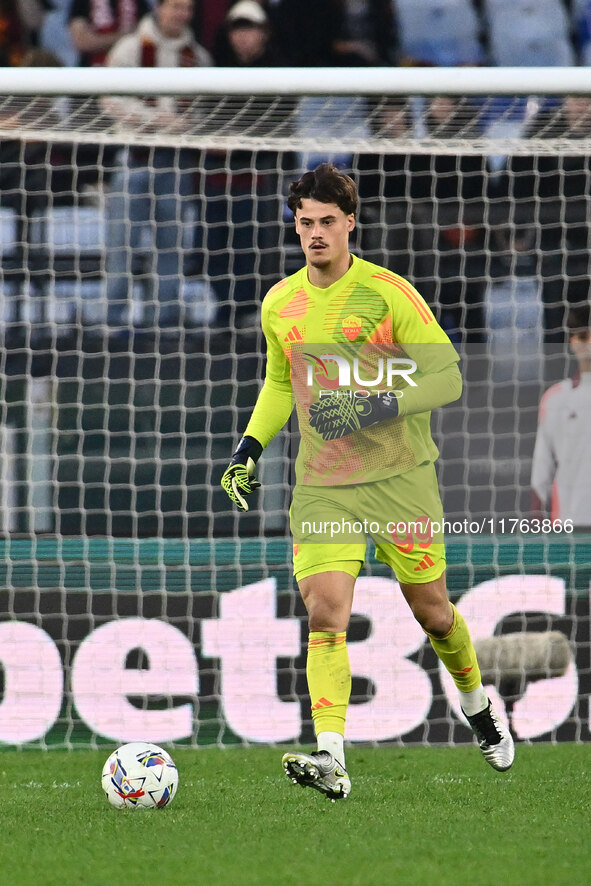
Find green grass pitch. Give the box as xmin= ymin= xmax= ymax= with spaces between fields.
xmin=1 ymin=744 xmax=590 ymax=886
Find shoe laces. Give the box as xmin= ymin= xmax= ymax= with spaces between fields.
xmin=467 ymin=704 xmax=502 ymax=747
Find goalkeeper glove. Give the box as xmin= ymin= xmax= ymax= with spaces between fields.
xmin=221 ymin=435 xmax=263 ymax=511
xmin=309 ymin=393 xmax=399 ymax=441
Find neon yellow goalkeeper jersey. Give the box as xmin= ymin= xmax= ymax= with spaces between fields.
xmin=244 ymin=254 xmax=461 ymax=486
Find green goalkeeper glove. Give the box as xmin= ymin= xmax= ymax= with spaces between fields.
xmin=308 ymin=393 xmax=399 ymax=441
xmin=221 ymin=436 xmax=263 ymax=511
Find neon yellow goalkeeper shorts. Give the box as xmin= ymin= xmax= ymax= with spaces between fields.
xmin=290 ymin=462 xmax=446 ymax=584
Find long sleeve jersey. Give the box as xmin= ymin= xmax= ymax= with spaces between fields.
xmin=244 ymin=254 xmax=462 ymax=486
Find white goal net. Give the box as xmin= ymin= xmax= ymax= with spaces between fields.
xmin=0 ymin=67 xmax=588 ymax=749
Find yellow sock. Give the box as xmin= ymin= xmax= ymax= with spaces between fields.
xmin=307 ymin=631 xmax=351 ymax=737
xmin=427 ymin=603 xmax=482 ymax=692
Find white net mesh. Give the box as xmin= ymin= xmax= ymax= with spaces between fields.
xmin=3 ymin=90 xmax=591 ymax=153
xmin=0 ymin=74 xmax=589 ymax=748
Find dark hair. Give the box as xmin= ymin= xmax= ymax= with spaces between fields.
xmin=287 ymin=163 xmax=358 ymax=216
xmin=567 ymin=302 xmax=591 ymax=335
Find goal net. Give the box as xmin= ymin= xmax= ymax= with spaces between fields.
xmin=0 ymin=67 xmax=588 ymax=749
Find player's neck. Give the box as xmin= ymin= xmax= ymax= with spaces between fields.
xmin=306 ymin=253 xmax=353 ymax=289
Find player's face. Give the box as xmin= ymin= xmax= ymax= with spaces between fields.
xmin=294 ymin=199 xmax=355 ymax=271
xmin=570 ymin=329 xmax=591 ymax=363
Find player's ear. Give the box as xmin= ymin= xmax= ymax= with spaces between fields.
xmin=347 ymin=214 xmax=356 ymax=233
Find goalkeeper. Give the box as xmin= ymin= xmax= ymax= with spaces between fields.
xmin=221 ymin=163 xmax=514 ymax=800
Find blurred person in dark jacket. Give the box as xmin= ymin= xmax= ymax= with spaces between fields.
xmin=68 ymin=0 xmax=150 ymax=67
xmin=0 ymin=0 xmax=49 ymax=65
xmin=272 ymin=0 xmax=397 ymax=66
xmin=492 ymin=97 xmax=591 ymax=344
xmin=356 ymin=96 xmax=489 ymax=343
xmin=202 ymin=0 xmax=288 ymax=327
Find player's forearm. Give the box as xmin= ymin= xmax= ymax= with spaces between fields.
xmin=396 ymin=362 xmax=462 ymax=417
xmin=243 ymin=377 xmax=293 ymax=448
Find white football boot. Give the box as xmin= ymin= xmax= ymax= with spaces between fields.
xmin=282 ymin=750 xmax=351 ymax=801
xmin=463 ymin=699 xmax=515 ymax=772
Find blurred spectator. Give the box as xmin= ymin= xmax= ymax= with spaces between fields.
xmin=213 ymin=0 xmax=282 ymax=66
xmin=0 ymin=0 xmax=49 ymax=65
xmin=20 ymin=0 xmax=50 ymax=45
xmin=0 ymin=80 xmax=53 ymax=264
xmin=272 ymin=0 xmax=396 ymax=66
xmin=481 ymin=0 xmax=574 ymax=66
xmin=202 ymin=0 xmax=286 ymax=328
xmin=531 ymin=302 xmax=591 ymax=528
xmin=18 ymin=45 xmax=120 ymax=221
xmin=41 ymin=0 xmax=78 ymax=64
xmin=274 ymin=1 xmax=392 ymax=173
xmin=195 ymin=0 xmax=269 ymax=55
xmin=419 ymin=97 xmax=489 ymax=343
xmin=394 ymin=0 xmax=484 ymax=66
xmin=0 ymin=47 xmax=63 ymax=333
xmin=357 ymin=96 xmax=489 ymax=343
xmin=574 ymin=0 xmax=591 ymax=64
xmin=102 ymin=0 xmax=212 ymax=330
xmin=331 ymin=0 xmax=397 ymax=65
xmin=0 ymin=47 xmax=103 ymax=207
xmin=68 ymin=0 xmax=151 ymax=66
xmin=356 ymin=98 xmax=426 ymax=281
xmin=493 ymin=96 xmax=591 ymax=344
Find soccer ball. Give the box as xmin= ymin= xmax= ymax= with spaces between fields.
xmin=101 ymin=741 xmax=178 ymax=810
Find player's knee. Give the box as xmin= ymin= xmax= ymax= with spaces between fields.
xmin=307 ymin=608 xmax=349 ymax=633
xmin=410 ymin=599 xmax=453 ymax=637
xmin=306 ymin=596 xmax=349 ymax=633
xmin=299 ymin=574 xmax=353 ymax=632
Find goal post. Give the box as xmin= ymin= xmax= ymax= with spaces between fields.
xmin=5 ymin=64 xmax=591 ymax=95
xmin=0 ymin=67 xmax=589 ymax=748
xmin=6 ymin=65 xmax=591 ymax=149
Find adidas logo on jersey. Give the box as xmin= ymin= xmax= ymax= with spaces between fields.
xmin=284 ymin=326 xmax=303 ymax=343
